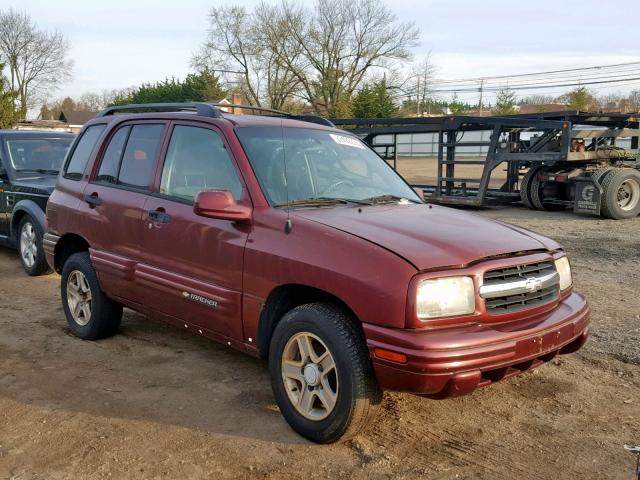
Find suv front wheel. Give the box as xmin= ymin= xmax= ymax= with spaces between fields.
xmin=268 ymin=303 xmax=381 ymax=443
xmin=61 ymin=252 xmax=123 ymax=340
xmin=18 ymin=215 xmax=49 ymax=276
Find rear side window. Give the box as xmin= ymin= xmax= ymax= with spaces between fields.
xmin=96 ymin=126 xmax=130 ymax=183
xmin=64 ymin=124 xmax=106 ymax=179
xmin=117 ymin=124 xmax=164 ymax=189
xmin=93 ymin=123 xmax=164 ymax=190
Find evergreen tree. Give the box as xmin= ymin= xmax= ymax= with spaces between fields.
xmin=0 ymin=64 xmax=19 ymax=128
xmin=113 ymin=70 xmax=227 ymax=105
xmin=563 ymin=87 xmax=597 ymax=111
xmin=494 ymin=87 xmax=517 ymax=115
xmin=448 ymin=94 xmax=466 ymax=115
xmin=352 ymin=79 xmax=396 ymax=118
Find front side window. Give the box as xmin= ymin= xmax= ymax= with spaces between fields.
xmin=159 ymin=125 xmax=242 ymax=202
xmin=6 ymin=138 xmax=72 ymax=174
xmin=236 ymin=127 xmax=421 ymax=206
xmin=65 ymin=124 xmax=106 ymax=179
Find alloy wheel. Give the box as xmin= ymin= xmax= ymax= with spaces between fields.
xmin=66 ymin=270 xmax=93 ymax=326
xmin=19 ymin=222 xmax=37 ymax=268
xmin=281 ymin=332 xmax=339 ymax=421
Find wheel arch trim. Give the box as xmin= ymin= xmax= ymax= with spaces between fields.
xmin=10 ymin=200 xmax=46 ymax=243
xmin=255 ymin=283 xmax=360 ymax=359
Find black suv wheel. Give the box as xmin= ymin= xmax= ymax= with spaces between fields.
xmin=268 ymin=303 xmax=381 ymax=443
xmin=18 ymin=215 xmax=50 ymax=276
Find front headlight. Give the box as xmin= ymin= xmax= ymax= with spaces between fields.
xmin=416 ymin=276 xmax=475 ymax=320
xmin=554 ymin=256 xmax=572 ymax=291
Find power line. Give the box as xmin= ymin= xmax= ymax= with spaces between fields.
xmin=431 ymin=60 xmax=640 ymax=85
xmin=428 ymin=75 xmax=640 ymax=94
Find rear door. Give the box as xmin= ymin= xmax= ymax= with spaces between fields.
xmin=138 ymin=121 xmax=251 ymax=340
xmin=79 ymin=121 xmax=166 ymax=303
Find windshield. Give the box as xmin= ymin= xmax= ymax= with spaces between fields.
xmin=6 ymin=138 xmax=72 ymax=173
xmin=236 ymin=126 xmax=421 ymax=206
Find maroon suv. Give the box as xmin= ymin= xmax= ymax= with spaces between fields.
xmin=45 ymin=103 xmax=590 ymax=443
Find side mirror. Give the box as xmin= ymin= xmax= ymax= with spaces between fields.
xmin=194 ymin=190 xmax=252 ymax=222
xmin=413 ymin=187 xmax=425 ymax=201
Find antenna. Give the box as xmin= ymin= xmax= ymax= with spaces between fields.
xmin=280 ymin=118 xmax=293 ymax=234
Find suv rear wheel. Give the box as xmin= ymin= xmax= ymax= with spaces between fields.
xmin=268 ymin=303 xmax=381 ymax=443
xmin=18 ymin=215 xmax=49 ymax=276
xmin=61 ymin=252 xmax=123 ymax=340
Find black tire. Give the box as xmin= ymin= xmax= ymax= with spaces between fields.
xmin=17 ymin=215 xmax=50 ymax=276
xmin=61 ymin=252 xmax=123 ymax=340
xmin=268 ymin=303 xmax=381 ymax=444
xmin=600 ymin=168 xmax=640 ymax=219
xmin=530 ymin=167 xmax=566 ymax=211
xmin=519 ymin=166 xmax=543 ymax=209
xmin=590 ymin=166 xmax=614 ymax=185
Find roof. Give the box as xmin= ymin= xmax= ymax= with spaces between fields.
xmin=0 ymin=129 xmax=75 ymax=139
xmin=59 ymin=110 xmax=97 ymax=126
xmin=90 ymin=112 xmax=337 ymax=131
xmin=221 ymin=113 xmax=335 ymax=130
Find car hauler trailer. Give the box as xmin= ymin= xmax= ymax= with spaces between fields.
xmin=331 ymin=112 xmax=640 ymax=219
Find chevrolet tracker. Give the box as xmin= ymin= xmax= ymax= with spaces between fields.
xmin=44 ymin=103 xmax=590 ymax=443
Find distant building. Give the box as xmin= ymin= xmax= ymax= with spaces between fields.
xmin=58 ymin=110 xmax=97 ymax=132
xmin=16 ymin=109 xmax=97 ymax=133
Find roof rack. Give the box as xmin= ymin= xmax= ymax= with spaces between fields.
xmin=96 ymin=102 xmax=222 ymax=118
xmin=95 ymin=102 xmax=335 ymax=127
xmin=210 ymin=103 xmax=335 ymax=127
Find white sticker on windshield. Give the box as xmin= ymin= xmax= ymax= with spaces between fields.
xmin=329 ymin=133 xmax=365 ymax=149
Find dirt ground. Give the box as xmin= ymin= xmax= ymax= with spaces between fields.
xmin=1 ymin=206 xmax=639 ymax=480
xmin=388 ymin=157 xmax=508 ymax=187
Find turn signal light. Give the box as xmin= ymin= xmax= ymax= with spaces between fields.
xmin=374 ymin=348 xmax=408 ymax=364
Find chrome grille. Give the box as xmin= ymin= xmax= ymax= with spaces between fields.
xmin=481 ymin=261 xmax=559 ymax=314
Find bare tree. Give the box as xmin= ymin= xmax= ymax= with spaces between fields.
xmin=0 ymin=9 xmax=72 ymax=116
xmin=628 ymin=90 xmax=640 ymax=111
xmin=193 ymin=0 xmax=420 ymax=115
xmin=192 ymin=6 xmax=264 ymax=106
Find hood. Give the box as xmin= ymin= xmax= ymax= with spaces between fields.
xmin=293 ymin=203 xmax=554 ymax=270
xmin=10 ymin=175 xmax=57 ymax=194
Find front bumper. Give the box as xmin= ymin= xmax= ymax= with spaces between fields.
xmin=364 ymin=292 xmax=590 ymax=398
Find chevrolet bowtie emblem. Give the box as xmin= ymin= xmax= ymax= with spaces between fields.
xmin=524 ymin=277 xmax=543 ymax=292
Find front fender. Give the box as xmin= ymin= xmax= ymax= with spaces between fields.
xmin=10 ymin=199 xmax=47 ymax=242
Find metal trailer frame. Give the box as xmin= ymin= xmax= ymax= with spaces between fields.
xmin=331 ymin=112 xmax=640 ymax=214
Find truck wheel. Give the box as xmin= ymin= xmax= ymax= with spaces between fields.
xmin=18 ymin=215 xmax=50 ymax=276
xmin=268 ymin=303 xmax=381 ymax=443
xmin=61 ymin=252 xmax=123 ymax=340
xmin=530 ymin=167 xmax=566 ymax=211
xmin=590 ymin=166 xmax=614 ymax=185
xmin=600 ymin=168 xmax=640 ymax=219
xmin=519 ymin=166 xmax=543 ymax=209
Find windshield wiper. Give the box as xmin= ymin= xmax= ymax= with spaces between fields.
xmin=275 ymin=197 xmax=370 ymax=208
xmin=362 ymin=194 xmax=421 ymax=205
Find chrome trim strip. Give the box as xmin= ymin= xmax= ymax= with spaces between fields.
xmin=479 ymin=271 xmax=560 ymax=299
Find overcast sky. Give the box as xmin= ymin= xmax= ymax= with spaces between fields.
xmin=8 ymin=0 xmax=640 ymax=108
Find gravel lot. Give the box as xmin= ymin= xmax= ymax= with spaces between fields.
xmin=0 ymin=206 xmax=638 ymax=479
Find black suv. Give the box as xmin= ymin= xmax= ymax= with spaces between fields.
xmin=0 ymin=130 xmax=75 ymax=274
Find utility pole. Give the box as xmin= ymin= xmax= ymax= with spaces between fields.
xmin=478 ymin=79 xmax=484 ymax=116
xmin=416 ymin=76 xmax=421 ymax=117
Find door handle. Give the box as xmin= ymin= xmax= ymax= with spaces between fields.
xmin=148 ymin=209 xmax=171 ymax=224
xmin=84 ymin=193 xmax=102 ymax=207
